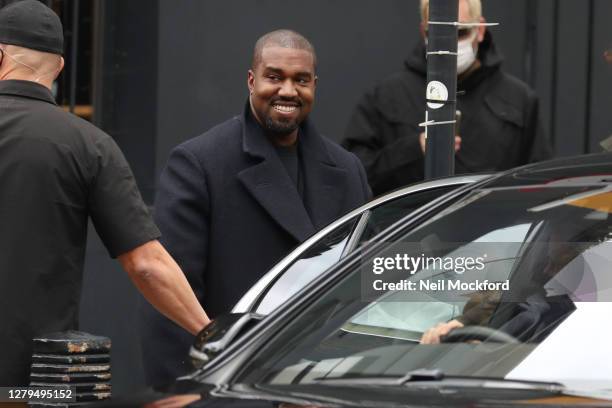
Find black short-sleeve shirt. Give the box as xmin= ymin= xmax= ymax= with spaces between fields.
xmin=0 ymin=80 xmax=160 ymax=386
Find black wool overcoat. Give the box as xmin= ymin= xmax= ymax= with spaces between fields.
xmin=139 ymin=103 xmax=371 ymax=386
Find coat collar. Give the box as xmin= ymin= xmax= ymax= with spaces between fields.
xmin=237 ymin=101 xmax=348 ymax=242
xmin=0 ymin=79 xmax=57 ymax=105
xmin=240 ymin=100 xmax=336 ymax=166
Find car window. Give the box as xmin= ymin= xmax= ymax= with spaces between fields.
xmin=344 ymin=223 xmax=532 ymax=340
xmin=357 ymin=186 xmax=456 ymax=246
xmin=253 ymin=185 xmax=459 ymax=315
xmin=241 ymin=186 xmax=612 ymax=387
xmin=254 ymin=216 xmax=359 ymax=314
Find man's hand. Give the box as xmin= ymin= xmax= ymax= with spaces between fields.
xmin=420 ymin=319 xmax=464 ymax=344
xmin=419 ymin=132 xmax=462 ymax=155
xmin=119 ymin=240 xmax=210 ymax=335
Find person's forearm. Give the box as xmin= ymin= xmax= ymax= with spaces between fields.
xmin=119 ymin=240 xmax=210 ymax=335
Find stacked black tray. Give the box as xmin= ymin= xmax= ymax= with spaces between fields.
xmin=30 ymin=331 xmax=111 ymax=406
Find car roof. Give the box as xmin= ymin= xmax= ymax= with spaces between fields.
xmin=484 ymin=153 xmax=612 ymax=188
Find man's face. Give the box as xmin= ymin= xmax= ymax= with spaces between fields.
xmin=458 ymin=0 xmax=485 ymax=48
xmin=421 ymin=0 xmax=486 ymax=47
xmin=248 ymin=46 xmax=317 ymax=136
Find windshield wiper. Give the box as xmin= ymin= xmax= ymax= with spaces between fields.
xmin=314 ymin=369 xmax=445 ymax=386
xmin=400 ymin=371 xmax=564 ymax=392
xmin=314 ymin=369 xmax=564 ymax=392
xmin=397 ymin=369 xmax=445 ymax=384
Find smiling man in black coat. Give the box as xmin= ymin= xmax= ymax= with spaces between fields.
xmin=139 ymin=29 xmax=371 ymax=386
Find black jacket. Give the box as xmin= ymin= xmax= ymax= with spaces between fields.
xmin=139 ymin=103 xmax=371 ymax=386
xmin=0 ymin=80 xmax=159 ymax=386
xmin=342 ymin=32 xmax=552 ymax=196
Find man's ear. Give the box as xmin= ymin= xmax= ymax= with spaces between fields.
xmin=55 ymin=56 xmax=65 ymax=79
xmin=314 ymin=75 xmax=318 ymax=88
xmin=477 ymin=16 xmax=486 ymax=43
xmin=247 ymin=69 xmax=255 ymax=94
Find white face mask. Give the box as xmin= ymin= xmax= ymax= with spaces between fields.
xmin=424 ymin=31 xmax=479 ymax=76
xmin=457 ymin=32 xmax=478 ymax=75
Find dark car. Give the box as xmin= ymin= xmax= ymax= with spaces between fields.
xmin=110 ymin=154 xmax=612 ymax=407
xmin=232 ymin=174 xmax=488 ymax=315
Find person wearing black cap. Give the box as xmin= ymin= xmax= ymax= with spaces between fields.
xmin=0 ymin=0 xmax=210 ymax=386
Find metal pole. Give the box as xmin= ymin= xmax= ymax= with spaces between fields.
xmin=91 ymin=0 xmax=105 ymax=127
xmin=424 ymin=0 xmax=459 ymax=180
xmin=69 ymin=0 xmax=79 ymax=114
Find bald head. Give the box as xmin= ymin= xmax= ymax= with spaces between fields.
xmin=0 ymin=43 xmax=64 ymax=87
xmin=252 ymin=29 xmax=317 ymax=72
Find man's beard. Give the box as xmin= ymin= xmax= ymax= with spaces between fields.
xmin=263 ymin=116 xmax=299 ymax=136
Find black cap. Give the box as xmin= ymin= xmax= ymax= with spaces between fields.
xmin=0 ymin=0 xmax=63 ymax=54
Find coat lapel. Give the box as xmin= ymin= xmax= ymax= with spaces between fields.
xmin=238 ymin=107 xmax=316 ymax=242
xmin=299 ymin=119 xmax=348 ymax=230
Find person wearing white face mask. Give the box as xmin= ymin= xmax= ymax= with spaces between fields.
xmin=342 ymin=0 xmax=552 ymax=197
xmin=457 ymin=30 xmax=479 ymax=75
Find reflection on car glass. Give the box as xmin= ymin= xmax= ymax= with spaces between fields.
xmin=301 ymin=218 xmax=356 ymax=259
xmin=248 ymin=185 xmax=612 ymax=388
xmin=255 ymin=219 xmax=357 ymax=314
xmin=359 ymin=186 xmax=456 ymax=244
xmin=345 ymin=224 xmax=532 ymax=342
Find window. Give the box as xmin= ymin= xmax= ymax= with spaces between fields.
xmin=252 ymin=185 xmax=461 ymax=315
xmin=254 ymin=217 xmax=359 ymax=314
xmin=358 ymin=186 xmax=456 ymax=246
xmin=342 ymin=223 xmax=532 ymax=342
xmin=240 ymin=186 xmax=612 ymax=387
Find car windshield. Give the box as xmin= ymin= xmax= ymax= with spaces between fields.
xmin=239 ymin=184 xmax=612 ymax=391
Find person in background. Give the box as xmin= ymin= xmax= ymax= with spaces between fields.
xmin=342 ymin=0 xmax=552 ymax=196
xmin=0 ymin=0 xmax=209 ymax=386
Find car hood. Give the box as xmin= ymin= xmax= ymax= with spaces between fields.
xmin=96 ymin=381 xmax=612 ymax=408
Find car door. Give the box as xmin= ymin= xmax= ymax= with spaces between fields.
xmin=234 ymin=176 xmax=488 ymax=315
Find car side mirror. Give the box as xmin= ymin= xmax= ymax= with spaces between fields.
xmin=189 ymin=313 xmax=263 ymax=368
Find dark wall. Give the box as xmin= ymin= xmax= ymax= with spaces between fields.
xmin=155 ymin=0 xmax=423 ymax=180
xmin=80 ymin=0 xmax=612 ymax=395
xmin=94 ymin=0 xmax=159 ymax=203
xmin=152 ymin=0 xmax=545 ymax=162
xmin=96 ymin=0 xmax=612 ymax=196
xmin=155 ymin=0 xmax=612 ymax=169
xmin=80 ymin=0 xmax=159 ymax=395
xmin=588 ymin=0 xmax=612 ymax=152
xmin=532 ymin=0 xmax=612 ymax=156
